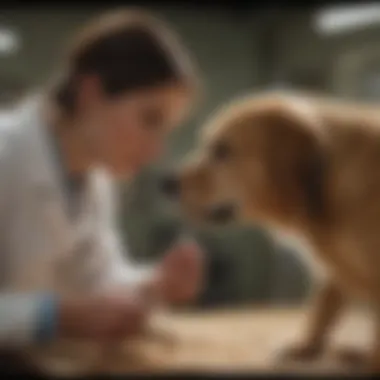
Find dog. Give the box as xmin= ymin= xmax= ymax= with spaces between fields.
xmin=161 ymin=91 xmax=380 ymax=373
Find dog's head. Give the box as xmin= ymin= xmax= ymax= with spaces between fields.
xmin=162 ymin=94 xmax=328 ymax=228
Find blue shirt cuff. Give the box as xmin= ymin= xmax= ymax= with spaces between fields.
xmin=35 ymin=294 xmax=59 ymax=343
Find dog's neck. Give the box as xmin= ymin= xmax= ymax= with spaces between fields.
xmin=248 ymin=198 xmax=328 ymax=250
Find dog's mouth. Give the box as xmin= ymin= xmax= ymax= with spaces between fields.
xmin=159 ymin=174 xmax=238 ymax=225
xmin=203 ymin=202 xmax=237 ymax=225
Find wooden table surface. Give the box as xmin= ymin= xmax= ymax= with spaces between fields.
xmin=92 ymin=307 xmax=371 ymax=375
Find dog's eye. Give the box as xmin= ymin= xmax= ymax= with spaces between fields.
xmin=212 ymin=142 xmax=231 ymax=161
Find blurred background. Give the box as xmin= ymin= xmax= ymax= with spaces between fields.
xmin=1 ymin=1 xmax=379 ymax=309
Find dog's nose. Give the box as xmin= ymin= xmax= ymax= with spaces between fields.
xmin=207 ymin=203 xmax=235 ymax=224
xmin=160 ymin=174 xmax=181 ymax=198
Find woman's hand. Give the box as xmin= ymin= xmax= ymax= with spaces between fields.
xmin=55 ymin=240 xmax=204 ymax=344
xmin=155 ymin=239 xmax=204 ymax=305
xmin=57 ymin=292 xmax=150 ymax=343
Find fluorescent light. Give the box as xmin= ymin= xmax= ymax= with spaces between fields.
xmin=315 ymin=3 xmax=380 ymax=35
xmin=0 ymin=27 xmax=20 ymax=56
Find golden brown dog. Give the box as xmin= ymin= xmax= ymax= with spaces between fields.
xmin=163 ymin=91 xmax=380 ymax=373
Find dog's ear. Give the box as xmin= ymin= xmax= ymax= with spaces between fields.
xmin=264 ymin=99 xmax=327 ymax=220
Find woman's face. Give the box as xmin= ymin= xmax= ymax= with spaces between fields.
xmin=79 ymin=80 xmax=192 ymax=178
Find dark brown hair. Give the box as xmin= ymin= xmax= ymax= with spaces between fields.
xmin=53 ymin=9 xmax=198 ymax=114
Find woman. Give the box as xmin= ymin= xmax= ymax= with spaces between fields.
xmin=0 ymin=9 xmax=203 ymax=355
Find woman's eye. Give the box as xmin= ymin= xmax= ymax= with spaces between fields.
xmin=213 ymin=141 xmax=231 ymax=161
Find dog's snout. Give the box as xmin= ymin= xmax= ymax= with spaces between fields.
xmin=160 ymin=174 xmax=181 ymax=198
xmin=206 ymin=203 xmax=236 ymax=224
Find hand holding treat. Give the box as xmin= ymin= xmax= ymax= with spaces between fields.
xmin=156 ymin=235 xmax=204 ymax=305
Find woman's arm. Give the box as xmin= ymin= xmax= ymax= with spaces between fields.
xmin=89 ymin=169 xmax=159 ymax=293
xmin=88 ymin=170 xmax=203 ymax=305
xmin=97 ymin=227 xmax=158 ymax=292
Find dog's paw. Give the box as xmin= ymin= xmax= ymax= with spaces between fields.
xmin=274 ymin=342 xmax=324 ymax=363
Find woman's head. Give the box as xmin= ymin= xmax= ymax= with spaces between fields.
xmin=53 ymin=9 xmax=199 ymax=177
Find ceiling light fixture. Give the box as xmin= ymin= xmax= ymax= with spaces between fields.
xmin=314 ymin=3 xmax=380 ymax=35
xmin=0 ymin=27 xmax=20 ymax=56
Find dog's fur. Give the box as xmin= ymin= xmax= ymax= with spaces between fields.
xmin=175 ymin=91 xmax=380 ymax=373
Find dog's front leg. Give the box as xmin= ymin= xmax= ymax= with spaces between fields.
xmin=277 ymin=278 xmax=346 ymax=362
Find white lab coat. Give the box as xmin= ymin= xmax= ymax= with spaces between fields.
xmin=0 ymin=96 xmax=154 ymax=347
